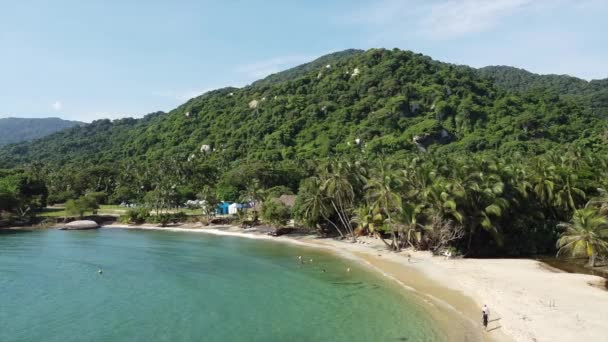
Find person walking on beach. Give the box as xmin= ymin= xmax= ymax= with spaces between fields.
xmin=482 ymin=304 xmax=490 ymax=330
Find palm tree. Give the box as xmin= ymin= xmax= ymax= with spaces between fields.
xmin=396 ymin=203 xmax=424 ymax=249
xmin=366 ymin=160 xmax=403 ymax=250
xmin=421 ymin=180 xmax=463 ymax=225
xmin=296 ymin=177 xmax=344 ymax=237
xmin=450 ymin=158 xmax=509 ymax=252
xmin=586 ymin=188 xmax=608 ymax=216
xmin=554 ymin=171 xmax=586 ymax=212
xmin=530 ymin=158 xmax=556 ymax=209
xmin=562 ymin=147 xmax=590 ymax=171
xmin=502 ymin=159 xmax=532 ymax=200
xmin=351 ymin=206 xmax=372 ymax=236
xmin=198 ymin=185 xmax=218 ymax=218
xmin=240 ymin=178 xmax=265 ymax=221
xmin=319 ymin=159 xmax=364 ymax=240
xmin=556 ymin=208 xmax=608 ymax=267
xmin=241 ymin=178 xmax=264 ymax=204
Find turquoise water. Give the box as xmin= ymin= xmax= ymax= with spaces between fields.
xmin=1 ymin=229 xmax=445 ymax=341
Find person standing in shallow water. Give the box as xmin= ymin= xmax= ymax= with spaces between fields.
xmin=482 ymin=304 xmax=490 ymax=330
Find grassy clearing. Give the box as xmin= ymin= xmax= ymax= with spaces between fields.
xmin=38 ymin=205 xmax=202 ymax=218
xmin=39 ymin=204 xmax=129 ymax=218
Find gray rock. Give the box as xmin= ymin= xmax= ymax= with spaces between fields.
xmin=60 ymin=220 xmax=100 ymax=230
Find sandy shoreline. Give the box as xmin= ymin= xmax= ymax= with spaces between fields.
xmin=98 ymin=224 xmax=606 ymax=341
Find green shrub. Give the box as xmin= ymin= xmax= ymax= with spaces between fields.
xmin=65 ymin=196 xmax=99 ymax=218
xmin=158 ymin=214 xmax=171 ymax=227
xmin=261 ymin=199 xmax=291 ymax=226
xmin=122 ymin=207 xmax=150 ymax=224
xmin=144 ymin=211 xmax=188 ymax=226
xmin=85 ymin=191 xmax=108 ymax=205
xmin=172 ymin=212 xmax=188 ymax=222
xmin=47 ymin=190 xmax=76 ymax=205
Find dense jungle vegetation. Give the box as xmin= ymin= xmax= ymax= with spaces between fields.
xmin=1 ymin=48 xmax=607 ymax=258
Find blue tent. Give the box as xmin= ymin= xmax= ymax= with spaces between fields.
xmin=216 ymin=201 xmax=232 ymax=215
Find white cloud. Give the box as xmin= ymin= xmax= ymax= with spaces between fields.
xmin=346 ymin=0 xmax=419 ymax=26
xmin=572 ymin=0 xmax=608 ymax=10
xmin=235 ymin=55 xmax=312 ymax=80
xmin=421 ymin=0 xmax=534 ymax=39
xmin=52 ymin=100 xmax=63 ymax=111
xmin=340 ymin=0 xmax=608 ymax=79
xmin=344 ymin=0 xmax=548 ymax=40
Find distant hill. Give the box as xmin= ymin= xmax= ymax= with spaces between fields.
xmin=477 ymin=65 xmax=592 ymax=94
xmin=0 ymin=117 xmax=83 ymax=146
xmin=477 ymin=66 xmax=608 ymax=115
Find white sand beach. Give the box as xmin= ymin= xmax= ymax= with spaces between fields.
xmin=105 ymin=224 xmax=608 ymax=342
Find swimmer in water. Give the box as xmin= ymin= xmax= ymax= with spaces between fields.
xmin=321 ymin=269 xmax=326 ymax=273
xmin=347 ymin=267 xmax=351 ymax=272
xmin=98 ymin=268 xmax=103 ymax=275
xmin=309 ymin=258 xmax=313 ymax=263
xmin=298 ymin=256 xmax=303 ymax=264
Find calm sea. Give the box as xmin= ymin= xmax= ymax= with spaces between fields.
xmin=0 ymin=228 xmax=444 ymax=341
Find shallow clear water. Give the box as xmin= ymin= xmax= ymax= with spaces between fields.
xmin=0 ymin=229 xmax=445 ymax=341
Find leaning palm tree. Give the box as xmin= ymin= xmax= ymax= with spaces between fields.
xmin=556 ymin=208 xmax=608 ymax=267
xmin=296 ymin=177 xmax=344 ymax=237
xmin=396 ymin=203 xmax=424 ymax=249
xmin=319 ymin=159 xmax=364 ymax=240
xmin=366 ymin=160 xmax=403 ymax=251
xmin=351 ymin=206 xmax=371 ymax=234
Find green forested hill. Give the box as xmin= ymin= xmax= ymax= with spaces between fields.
xmin=1 ymin=48 xmax=604 ymax=169
xmin=0 ymin=117 xmax=83 ymax=146
xmin=251 ymin=49 xmax=363 ymax=87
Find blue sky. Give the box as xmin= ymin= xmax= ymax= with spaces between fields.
xmin=1 ymin=0 xmax=607 ymax=122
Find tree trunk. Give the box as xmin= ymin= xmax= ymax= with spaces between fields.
xmin=589 ymin=252 xmax=597 ymax=268
xmin=406 ymin=226 xmax=417 ymax=249
xmin=336 ymin=198 xmax=356 ymax=241
xmin=321 ymin=210 xmax=344 ymax=238
xmin=376 ymin=232 xmax=393 ymax=249
xmin=385 ymin=211 xmax=399 ymax=252
xmin=466 ymin=218 xmax=478 ymax=255
xmin=331 ymin=200 xmax=354 ymax=241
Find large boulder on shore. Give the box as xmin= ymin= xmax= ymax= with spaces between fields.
xmin=60 ymin=220 xmax=100 ymax=230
